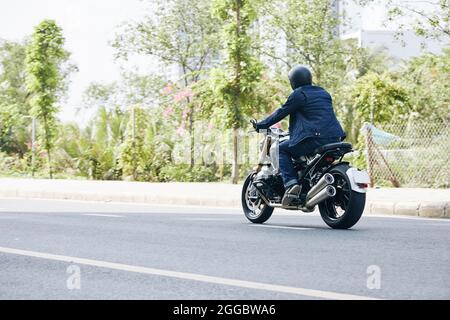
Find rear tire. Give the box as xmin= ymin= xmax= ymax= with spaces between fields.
xmin=242 ymin=173 xmax=274 ymax=224
xmin=319 ymin=164 xmax=366 ymax=229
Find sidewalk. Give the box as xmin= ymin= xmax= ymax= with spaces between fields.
xmin=0 ymin=178 xmax=448 ymax=218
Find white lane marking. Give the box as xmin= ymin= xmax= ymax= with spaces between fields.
xmin=81 ymin=214 xmax=125 ymax=218
xmin=250 ymin=224 xmax=313 ymax=231
xmin=0 ymin=246 xmax=378 ymax=300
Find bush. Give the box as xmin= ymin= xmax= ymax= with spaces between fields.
xmin=0 ymin=151 xmax=29 ymax=174
xmin=158 ymin=164 xmax=220 ymax=182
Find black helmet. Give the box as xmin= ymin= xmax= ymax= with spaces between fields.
xmin=288 ymin=65 xmax=312 ymax=90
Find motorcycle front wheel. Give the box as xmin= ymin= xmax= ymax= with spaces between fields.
xmin=242 ymin=173 xmax=274 ymax=224
xmin=319 ymin=164 xmax=366 ymax=229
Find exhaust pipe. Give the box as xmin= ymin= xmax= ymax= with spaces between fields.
xmin=306 ymin=173 xmax=334 ymax=201
xmin=305 ymin=185 xmax=336 ymax=209
xmin=254 ymin=173 xmax=336 ymax=210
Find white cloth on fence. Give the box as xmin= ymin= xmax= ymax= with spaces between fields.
xmin=360 ymin=122 xmax=400 ymax=146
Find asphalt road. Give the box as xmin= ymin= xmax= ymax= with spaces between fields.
xmin=0 ymin=198 xmax=449 ymax=300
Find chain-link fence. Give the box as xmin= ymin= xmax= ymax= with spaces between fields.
xmin=360 ymin=120 xmax=449 ymax=188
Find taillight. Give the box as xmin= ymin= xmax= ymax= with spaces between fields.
xmin=357 ymin=183 xmax=368 ymax=188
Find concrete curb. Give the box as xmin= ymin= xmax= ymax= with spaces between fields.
xmin=1 ymin=188 xmax=448 ymax=218
xmin=0 ymin=179 xmax=448 ymax=218
xmin=0 ymin=187 xmax=241 ymax=208
xmin=367 ymin=201 xmax=449 ymax=218
xmin=419 ymin=202 xmax=448 ymax=218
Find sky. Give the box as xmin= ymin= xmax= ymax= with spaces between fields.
xmin=0 ymin=0 xmax=432 ymax=125
xmin=0 ymin=0 xmax=154 ymax=124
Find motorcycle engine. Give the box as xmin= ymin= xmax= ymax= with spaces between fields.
xmin=254 ymin=170 xmax=285 ymax=203
xmin=256 ymin=164 xmax=273 ymax=180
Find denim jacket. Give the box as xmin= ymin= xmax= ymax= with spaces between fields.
xmin=257 ymin=85 xmax=345 ymax=146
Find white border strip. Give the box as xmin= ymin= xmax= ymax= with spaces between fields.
xmin=1 ymin=197 xmax=448 ymax=221
xmin=249 ymin=225 xmax=313 ymax=230
xmin=0 ymin=197 xmax=309 ymax=215
xmin=82 ymin=214 xmax=125 ymax=218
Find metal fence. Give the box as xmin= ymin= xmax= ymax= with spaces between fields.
xmin=360 ymin=120 xmax=449 ymax=188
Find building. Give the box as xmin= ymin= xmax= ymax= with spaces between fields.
xmin=341 ymin=29 xmax=446 ymax=60
xmin=337 ymin=0 xmax=449 ymax=60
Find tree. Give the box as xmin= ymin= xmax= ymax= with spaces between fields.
xmin=347 ymin=71 xmax=411 ymax=165
xmin=258 ymin=0 xmax=350 ymax=89
xmin=82 ymin=73 xmax=165 ymax=119
xmin=384 ymin=0 xmax=450 ymax=41
xmin=351 ymin=72 xmax=411 ymax=126
xmin=82 ymin=72 xmax=168 ymax=181
xmin=55 ymin=106 xmax=128 ymax=180
xmin=396 ymin=48 xmax=449 ymax=122
xmin=82 ymin=82 xmax=118 ymax=113
xmin=0 ymin=39 xmax=30 ymax=156
xmin=113 ymin=0 xmax=222 ymax=168
xmin=119 ymin=107 xmax=151 ymax=181
xmin=25 ymin=20 xmax=71 ymax=178
xmin=192 ymin=0 xmax=264 ymax=184
xmin=334 ymin=46 xmax=392 ymax=143
xmin=257 ymin=0 xmax=372 ymax=142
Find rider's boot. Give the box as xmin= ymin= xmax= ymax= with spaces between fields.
xmin=281 ymin=184 xmax=301 ymax=206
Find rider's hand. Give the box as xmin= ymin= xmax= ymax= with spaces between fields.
xmin=250 ymin=119 xmax=259 ymax=132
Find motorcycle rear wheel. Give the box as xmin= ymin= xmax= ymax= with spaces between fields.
xmin=242 ymin=173 xmax=274 ymax=224
xmin=319 ymin=164 xmax=366 ymax=229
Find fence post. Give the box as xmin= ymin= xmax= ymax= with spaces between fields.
xmin=365 ymin=126 xmax=376 ymax=187
xmin=372 ymin=142 xmax=401 ymax=188
xmin=365 ymin=124 xmax=401 ymax=188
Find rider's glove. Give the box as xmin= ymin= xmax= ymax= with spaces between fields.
xmin=250 ymin=119 xmax=260 ymax=132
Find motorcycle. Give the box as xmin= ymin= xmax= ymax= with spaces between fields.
xmin=242 ymin=122 xmax=370 ymax=229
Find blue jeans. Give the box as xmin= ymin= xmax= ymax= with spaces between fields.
xmin=279 ymin=137 xmax=340 ymax=188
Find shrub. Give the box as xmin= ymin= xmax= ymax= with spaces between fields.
xmin=158 ymin=164 xmax=220 ymax=182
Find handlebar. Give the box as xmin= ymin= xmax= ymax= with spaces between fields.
xmin=249 ymin=119 xmax=288 ymax=136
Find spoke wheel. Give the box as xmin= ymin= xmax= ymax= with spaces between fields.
xmin=319 ymin=164 xmax=366 ymax=229
xmin=241 ymin=173 xmax=274 ymax=224
xmin=324 ymin=172 xmax=351 ymax=220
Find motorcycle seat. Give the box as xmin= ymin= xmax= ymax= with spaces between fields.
xmin=314 ymin=142 xmax=353 ymax=155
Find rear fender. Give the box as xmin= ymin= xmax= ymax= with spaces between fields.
xmin=346 ymin=167 xmax=370 ymax=193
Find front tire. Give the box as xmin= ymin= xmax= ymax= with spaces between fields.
xmin=242 ymin=173 xmax=274 ymax=224
xmin=319 ymin=164 xmax=366 ymax=229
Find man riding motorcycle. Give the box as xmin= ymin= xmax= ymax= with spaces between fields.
xmin=252 ymin=65 xmax=345 ymax=206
